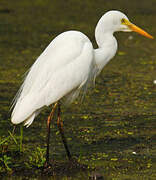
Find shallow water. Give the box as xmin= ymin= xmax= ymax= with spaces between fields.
xmin=0 ymin=0 xmax=156 ymax=179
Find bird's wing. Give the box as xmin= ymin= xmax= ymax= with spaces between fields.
xmin=11 ymin=31 xmax=94 ymax=125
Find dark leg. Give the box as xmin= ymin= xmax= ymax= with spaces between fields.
xmin=45 ymin=102 xmax=58 ymax=166
xmin=57 ymin=102 xmax=72 ymax=160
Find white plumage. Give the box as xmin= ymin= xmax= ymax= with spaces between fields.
xmin=11 ymin=10 xmax=153 ymax=127
xmin=11 ymin=31 xmax=94 ymax=126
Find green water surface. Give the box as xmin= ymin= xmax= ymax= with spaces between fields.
xmin=0 ymin=0 xmax=156 ymax=179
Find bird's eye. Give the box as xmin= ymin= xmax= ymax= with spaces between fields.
xmin=121 ymin=18 xmax=126 ymax=24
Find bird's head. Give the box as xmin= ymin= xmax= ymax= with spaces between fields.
xmin=98 ymin=10 xmax=154 ymax=39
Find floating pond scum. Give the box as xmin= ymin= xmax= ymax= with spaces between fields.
xmin=0 ymin=0 xmax=156 ymax=179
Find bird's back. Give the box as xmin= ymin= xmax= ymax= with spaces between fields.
xmin=11 ymin=31 xmax=94 ymax=126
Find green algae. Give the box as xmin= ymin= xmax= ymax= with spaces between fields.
xmin=0 ymin=0 xmax=156 ymax=179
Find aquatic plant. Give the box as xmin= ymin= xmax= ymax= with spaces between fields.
xmin=25 ymin=147 xmax=46 ymax=168
xmin=0 ymin=155 xmax=12 ymax=172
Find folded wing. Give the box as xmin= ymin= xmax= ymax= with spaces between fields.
xmin=11 ymin=31 xmax=94 ymax=126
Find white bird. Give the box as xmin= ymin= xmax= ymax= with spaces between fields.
xmin=11 ymin=10 xmax=153 ymax=165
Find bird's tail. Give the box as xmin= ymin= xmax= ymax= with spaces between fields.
xmin=11 ymin=105 xmax=40 ymax=127
xmin=11 ymin=92 xmax=41 ymax=127
xmin=23 ymin=109 xmax=41 ymax=127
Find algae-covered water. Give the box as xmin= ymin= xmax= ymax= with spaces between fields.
xmin=0 ymin=0 xmax=156 ymax=179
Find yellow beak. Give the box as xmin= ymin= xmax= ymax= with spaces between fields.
xmin=128 ymin=23 xmax=154 ymax=39
xmin=122 ymin=19 xmax=154 ymax=39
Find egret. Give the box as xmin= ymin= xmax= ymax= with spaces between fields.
xmin=11 ymin=10 xmax=153 ymax=165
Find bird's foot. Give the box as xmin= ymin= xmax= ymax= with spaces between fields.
xmin=67 ymin=156 xmax=88 ymax=169
xmin=43 ymin=160 xmax=52 ymax=170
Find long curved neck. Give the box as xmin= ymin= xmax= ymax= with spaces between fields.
xmin=94 ymin=25 xmax=118 ymax=74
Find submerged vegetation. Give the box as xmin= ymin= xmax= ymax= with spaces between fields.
xmin=0 ymin=0 xmax=156 ymax=179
